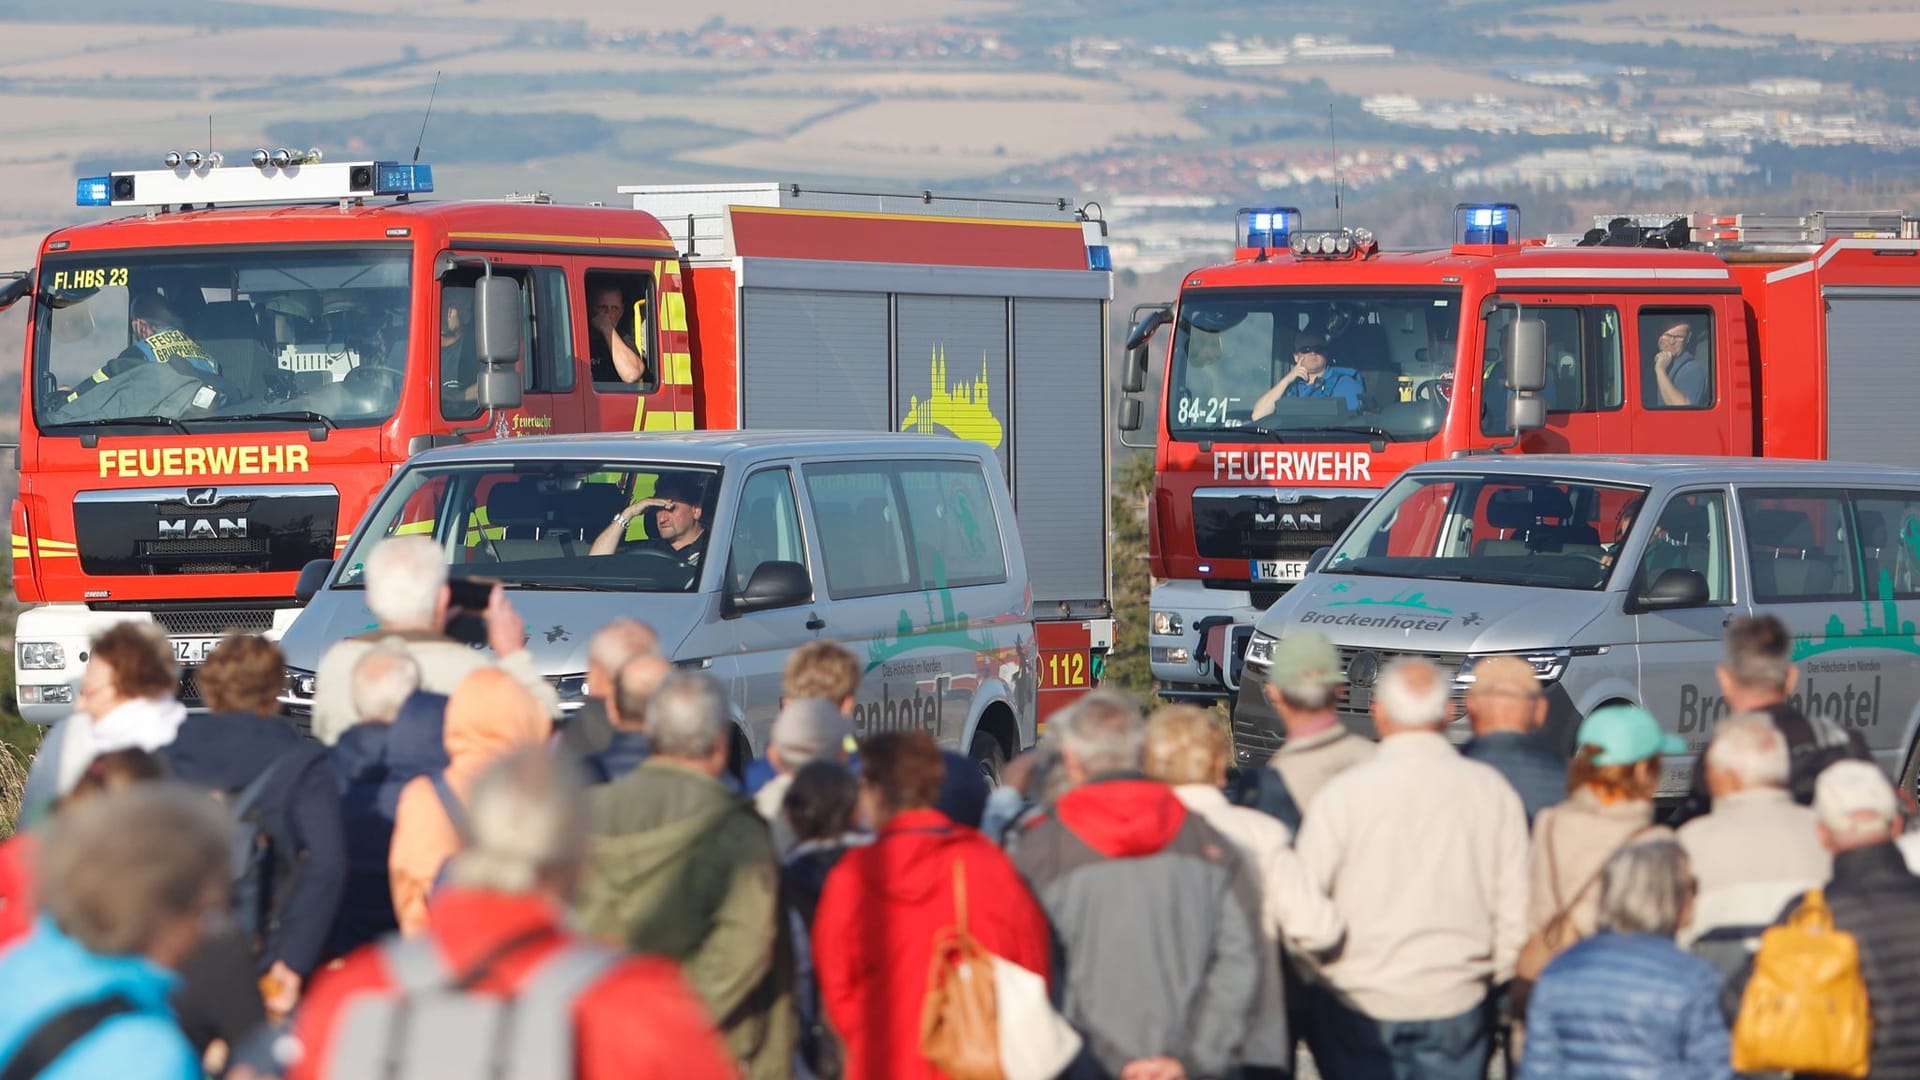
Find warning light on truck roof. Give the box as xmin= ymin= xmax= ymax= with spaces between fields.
xmin=1237 ymin=206 xmax=1301 ymax=251
xmin=1455 ymin=202 xmax=1521 ymax=246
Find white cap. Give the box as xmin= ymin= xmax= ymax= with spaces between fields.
xmin=1814 ymin=760 xmax=1901 ymax=839
xmin=770 ymin=697 xmax=855 ymax=766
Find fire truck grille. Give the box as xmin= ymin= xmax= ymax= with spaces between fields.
xmin=1191 ymin=493 xmax=1371 ymax=561
xmin=139 ymin=539 xmax=271 ymax=558
xmin=152 ymin=609 xmax=275 ymax=637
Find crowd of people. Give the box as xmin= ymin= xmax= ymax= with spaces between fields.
xmin=2 ymin=532 xmax=1919 ymax=1079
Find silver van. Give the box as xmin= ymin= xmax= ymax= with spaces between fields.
xmin=1233 ymin=455 xmax=1920 ymax=797
xmin=278 ymin=431 xmax=1038 ymax=770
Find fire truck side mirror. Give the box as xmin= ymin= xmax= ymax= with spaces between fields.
xmin=474 ymin=277 xmax=525 ymax=366
xmin=1118 ymin=396 xmax=1143 ymax=432
xmin=1504 ymin=318 xmax=1548 ymax=393
xmin=1123 ymin=343 xmax=1150 ymax=394
xmin=1506 ymin=394 xmax=1546 ymax=434
xmin=0 ymin=275 xmax=27 ymax=312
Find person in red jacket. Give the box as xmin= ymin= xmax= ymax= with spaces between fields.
xmin=813 ymin=731 xmax=1052 ymax=1080
xmin=288 ymin=748 xmax=734 ymax=1080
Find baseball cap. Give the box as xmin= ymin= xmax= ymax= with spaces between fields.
xmin=1815 ymin=760 xmax=1900 ymax=836
xmin=1270 ymin=631 xmax=1346 ymax=690
xmin=771 ymin=697 xmax=855 ymax=765
xmin=1465 ymin=655 xmax=1541 ymax=700
xmin=1576 ymin=705 xmax=1686 ymax=766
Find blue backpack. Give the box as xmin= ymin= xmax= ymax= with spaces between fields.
xmin=228 ymin=753 xmax=311 ymax=957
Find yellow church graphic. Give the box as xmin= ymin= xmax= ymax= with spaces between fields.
xmin=901 ymin=346 xmax=1003 ymax=449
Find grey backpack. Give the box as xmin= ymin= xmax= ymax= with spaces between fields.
xmin=322 ymin=934 xmax=618 ymax=1080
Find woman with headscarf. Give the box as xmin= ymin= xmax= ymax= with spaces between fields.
xmin=388 ymin=667 xmax=551 ymax=936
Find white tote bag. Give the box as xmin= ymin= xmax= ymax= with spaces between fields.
xmin=992 ymin=955 xmax=1083 ymax=1080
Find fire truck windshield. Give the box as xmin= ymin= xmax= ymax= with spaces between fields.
xmin=31 ymin=247 xmax=411 ymax=432
xmin=1168 ymin=287 xmax=1462 ymax=442
xmin=336 ymin=462 xmax=723 ymax=595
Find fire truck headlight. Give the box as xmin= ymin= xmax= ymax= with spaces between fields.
xmin=1150 ymin=610 xmax=1183 ymax=636
xmin=18 ymin=642 xmax=64 ymax=670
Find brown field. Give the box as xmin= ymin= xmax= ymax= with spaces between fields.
xmin=1714 ymin=13 xmax=1920 ymax=43
xmin=349 ymin=0 xmax=1015 ymax=30
xmin=1510 ymin=24 xmax=1760 ymax=47
xmin=724 ymin=68 xmax=1123 ymax=100
xmin=0 ymin=24 xmax=199 ymax=67
xmin=0 ymin=27 xmax=503 ymax=81
xmin=1554 ymin=0 xmax=1920 ymax=17
xmin=395 ymin=49 xmax=767 ymax=78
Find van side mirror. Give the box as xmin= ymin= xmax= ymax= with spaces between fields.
xmin=729 ymin=560 xmax=811 ymax=615
xmin=1305 ymin=546 xmax=1331 ymax=575
xmin=1505 ymin=319 xmax=1547 ymax=392
xmin=294 ymin=558 xmax=335 ymax=604
xmin=1632 ymin=567 xmax=1709 ymax=611
xmin=1118 ymin=397 xmax=1143 ymax=432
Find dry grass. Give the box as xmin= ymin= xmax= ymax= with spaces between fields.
xmin=0 ymin=747 xmax=27 ymax=841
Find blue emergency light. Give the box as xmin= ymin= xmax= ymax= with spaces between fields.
xmin=372 ymin=163 xmax=434 ymax=196
xmin=1455 ymin=202 xmax=1521 ymax=245
xmin=75 ymin=177 xmax=113 ymax=207
xmin=1236 ymin=206 xmax=1301 ymax=251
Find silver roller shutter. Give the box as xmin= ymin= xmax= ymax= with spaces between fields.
xmin=740 ymin=289 xmax=891 ymax=431
xmin=1014 ymin=298 xmax=1109 ymax=609
xmin=1825 ymin=291 xmax=1920 ymax=468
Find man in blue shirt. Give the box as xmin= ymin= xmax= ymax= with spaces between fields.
xmin=1650 ymin=319 xmax=1708 ymax=407
xmin=1251 ymin=333 xmax=1365 ymax=420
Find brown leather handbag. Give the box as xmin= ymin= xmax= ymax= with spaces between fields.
xmin=919 ymin=861 xmax=1007 ymax=1080
xmin=1510 ymin=821 xmax=1656 ymax=1014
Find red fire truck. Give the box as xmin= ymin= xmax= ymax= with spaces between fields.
xmin=4 ymin=156 xmax=1114 ymax=729
xmin=1122 ymin=203 xmax=1920 ymax=708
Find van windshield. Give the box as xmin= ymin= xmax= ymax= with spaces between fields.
xmin=1323 ymin=472 xmax=1650 ymax=590
xmin=335 ymin=462 xmax=723 ymax=594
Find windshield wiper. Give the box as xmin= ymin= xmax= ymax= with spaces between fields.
xmin=44 ymin=415 xmax=189 ymax=432
xmin=1285 ymin=424 xmax=1394 ymax=441
xmin=196 ymin=411 xmax=338 ymax=430
xmin=1172 ymin=425 xmax=1283 ymax=442
xmin=493 ymin=581 xmax=606 ymax=592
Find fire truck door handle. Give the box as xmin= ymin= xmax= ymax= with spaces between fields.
xmin=806 ymin=613 xmax=826 ymax=631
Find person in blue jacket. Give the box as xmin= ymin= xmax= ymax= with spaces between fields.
xmin=1521 ymin=838 xmax=1733 ymax=1080
xmin=0 ymin=784 xmax=232 ymax=1079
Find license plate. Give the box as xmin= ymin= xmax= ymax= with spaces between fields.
xmin=171 ymin=637 xmax=220 ymax=665
xmin=1251 ymin=560 xmax=1309 ymax=582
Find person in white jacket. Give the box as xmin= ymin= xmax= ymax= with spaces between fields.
xmin=309 ymin=535 xmax=558 ymax=745
xmin=23 ymin=622 xmax=186 ymax=820
xmin=1145 ymin=704 xmax=1345 ymax=1080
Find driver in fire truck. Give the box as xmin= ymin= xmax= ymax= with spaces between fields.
xmin=61 ymin=292 xmax=219 ymax=405
xmin=1249 ymin=333 xmax=1364 ymax=420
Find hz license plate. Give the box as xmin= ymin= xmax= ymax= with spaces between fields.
xmin=171 ymin=637 xmax=221 ymax=666
xmin=1251 ymin=560 xmax=1310 ymax=583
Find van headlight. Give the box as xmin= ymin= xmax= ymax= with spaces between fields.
xmin=1457 ymin=649 xmax=1571 ymax=686
xmin=551 ymin=674 xmax=589 ymax=705
xmin=1243 ymin=631 xmax=1279 ymax=673
xmin=282 ymin=668 xmax=319 ymax=701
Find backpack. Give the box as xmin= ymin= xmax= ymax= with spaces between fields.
xmin=1777 ymin=710 xmax=1873 ymax=806
xmin=1731 ymin=889 xmax=1872 ymax=1078
xmin=428 ymin=772 xmax=468 ymax=894
xmin=322 ymin=932 xmax=618 ymax=1080
xmin=920 ymin=860 xmax=1005 ymax=1080
xmin=0 ymin=994 xmax=135 ymax=1080
xmin=228 ymin=753 xmax=311 ymax=958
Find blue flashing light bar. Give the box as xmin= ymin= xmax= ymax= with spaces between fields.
xmin=1237 ymin=206 xmax=1302 ymax=251
xmin=373 ymin=163 xmax=434 ymax=196
xmin=1455 ymin=202 xmax=1521 ymax=245
xmin=75 ymin=177 xmax=112 ymax=207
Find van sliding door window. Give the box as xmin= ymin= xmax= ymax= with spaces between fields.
xmin=805 ymin=463 xmax=915 ymax=599
xmin=1851 ymin=493 xmax=1920 ymax=601
xmin=896 ymin=463 xmax=1007 ymax=589
xmin=1739 ymin=490 xmax=1858 ymax=604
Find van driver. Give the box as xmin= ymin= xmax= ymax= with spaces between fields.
xmin=590 ymin=475 xmax=708 ymax=564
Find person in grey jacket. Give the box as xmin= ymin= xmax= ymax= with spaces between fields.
xmin=1013 ymin=690 xmax=1261 ymax=1080
xmin=308 ymin=535 xmax=558 ymax=745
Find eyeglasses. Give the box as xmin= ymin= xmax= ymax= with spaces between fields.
xmin=1661 ymin=329 xmax=1689 ymax=341
xmin=1295 ymin=346 xmax=1325 ymax=355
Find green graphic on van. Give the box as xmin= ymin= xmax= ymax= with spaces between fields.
xmin=1792 ymin=575 xmax=1920 ymax=661
xmin=864 ymin=587 xmax=999 ymax=673
xmin=1324 ymin=589 xmax=1454 ymax=616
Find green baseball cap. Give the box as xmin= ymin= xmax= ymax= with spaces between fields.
xmin=1576 ymin=704 xmax=1686 ymax=766
xmin=1270 ymin=630 xmax=1347 ymax=690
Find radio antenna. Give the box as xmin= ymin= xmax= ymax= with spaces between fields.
xmin=207 ymin=114 xmax=214 ymax=161
xmin=412 ymin=71 xmax=441 ymax=165
xmin=1328 ymin=104 xmax=1344 ymax=230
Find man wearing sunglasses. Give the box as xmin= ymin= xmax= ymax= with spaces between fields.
xmin=1251 ymin=332 xmax=1365 ymax=421
xmin=590 ymin=474 xmax=708 ymax=564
